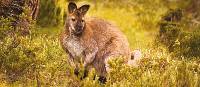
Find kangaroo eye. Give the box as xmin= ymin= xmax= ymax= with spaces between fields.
xmin=81 ymin=20 xmax=84 ymax=22
xmin=72 ymin=18 xmax=75 ymax=22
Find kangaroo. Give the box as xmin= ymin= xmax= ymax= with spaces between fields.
xmin=60 ymin=2 xmax=132 ymax=83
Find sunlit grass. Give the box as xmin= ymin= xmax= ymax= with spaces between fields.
xmin=0 ymin=0 xmax=199 ymax=87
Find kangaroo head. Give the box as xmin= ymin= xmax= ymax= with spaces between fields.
xmin=66 ymin=2 xmax=90 ymax=36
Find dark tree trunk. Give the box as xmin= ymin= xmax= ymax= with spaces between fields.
xmin=27 ymin=0 xmax=40 ymax=20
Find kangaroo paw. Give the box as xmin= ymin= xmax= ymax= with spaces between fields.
xmin=98 ymin=76 xmax=107 ymax=84
xmin=74 ymin=68 xmax=79 ymax=76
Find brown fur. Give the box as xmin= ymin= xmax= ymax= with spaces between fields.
xmin=60 ymin=2 xmax=131 ymax=78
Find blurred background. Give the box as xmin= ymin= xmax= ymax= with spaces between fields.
xmin=0 ymin=0 xmax=200 ymax=86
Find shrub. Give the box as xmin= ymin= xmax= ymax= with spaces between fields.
xmin=158 ymin=21 xmax=181 ymax=52
xmin=179 ymin=30 xmax=200 ymax=57
xmin=157 ymin=9 xmax=200 ymax=58
xmin=0 ymin=15 xmax=69 ymax=85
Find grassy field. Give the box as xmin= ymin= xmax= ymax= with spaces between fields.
xmin=0 ymin=0 xmax=199 ymax=87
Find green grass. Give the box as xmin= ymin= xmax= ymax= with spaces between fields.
xmin=0 ymin=1 xmax=200 ymax=87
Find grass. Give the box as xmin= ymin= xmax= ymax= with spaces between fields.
xmin=0 ymin=1 xmax=200 ymax=87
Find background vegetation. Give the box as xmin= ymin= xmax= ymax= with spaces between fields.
xmin=0 ymin=0 xmax=200 ymax=87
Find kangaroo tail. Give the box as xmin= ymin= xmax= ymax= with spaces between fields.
xmin=128 ymin=49 xmax=142 ymax=67
xmin=131 ymin=49 xmax=142 ymax=60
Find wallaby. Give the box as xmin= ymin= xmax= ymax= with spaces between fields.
xmin=60 ymin=2 xmax=133 ymax=83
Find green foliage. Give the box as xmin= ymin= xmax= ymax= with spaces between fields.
xmin=0 ymin=16 xmax=69 ymax=85
xmin=158 ymin=22 xmax=181 ymax=52
xmin=0 ymin=14 xmax=32 ymax=82
xmin=179 ymin=30 xmax=200 ymax=57
xmin=78 ymin=54 xmax=199 ymax=87
xmin=0 ymin=0 xmax=200 ymax=87
xmin=0 ymin=17 xmax=14 ymax=40
xmin=158 ymin=9 xmax=200 ymax=58
xmin=0 ymin=9 xmax=68 ymax=85
xmin=37 ymin=0 xmax=67 ymax=27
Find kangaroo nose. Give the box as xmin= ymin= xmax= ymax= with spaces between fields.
xmin=77 ymin=26 xmax=82 ymax=31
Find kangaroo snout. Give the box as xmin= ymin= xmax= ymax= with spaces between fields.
xmin=75 ymin=25 xmax=83 ymax=34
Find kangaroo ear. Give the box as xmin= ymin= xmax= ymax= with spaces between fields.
xmin=68 ymin=2 xmax=77 ymax=13
xmin=79 ymin=4 xmax=90 ymax=15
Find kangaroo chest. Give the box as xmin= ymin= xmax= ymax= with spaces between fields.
xmin=63 ymin=36 xmax=85 ymax=58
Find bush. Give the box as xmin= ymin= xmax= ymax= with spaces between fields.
xmin=179 ymin=30 xmax=200 ymax=57
xmin=158 ymin=22 xmax=181 ymax=52
xmin=0 ymin=8 xmax=67 ymax=85
xmin=0 ymin=15 xmax=69 ymax=86
xmin=157 ymin=9 xmax=200 ymax=58
xmin=0 ymin=15 xmax=34 ymax=82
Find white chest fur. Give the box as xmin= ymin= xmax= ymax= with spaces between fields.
xmin=63 ymin=36 xmax=85 ymax=58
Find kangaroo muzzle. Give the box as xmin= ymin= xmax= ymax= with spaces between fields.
xmin=74 ymin=25 xmax=84 ymax=35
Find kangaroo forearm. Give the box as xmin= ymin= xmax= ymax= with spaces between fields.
xmin=84 ymin=47 xmax=98 ymax=67
xmin=84 ymin=54 xmax=95 ymax=67
xmin=66 ymin=50 xmax=76 ymax=67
